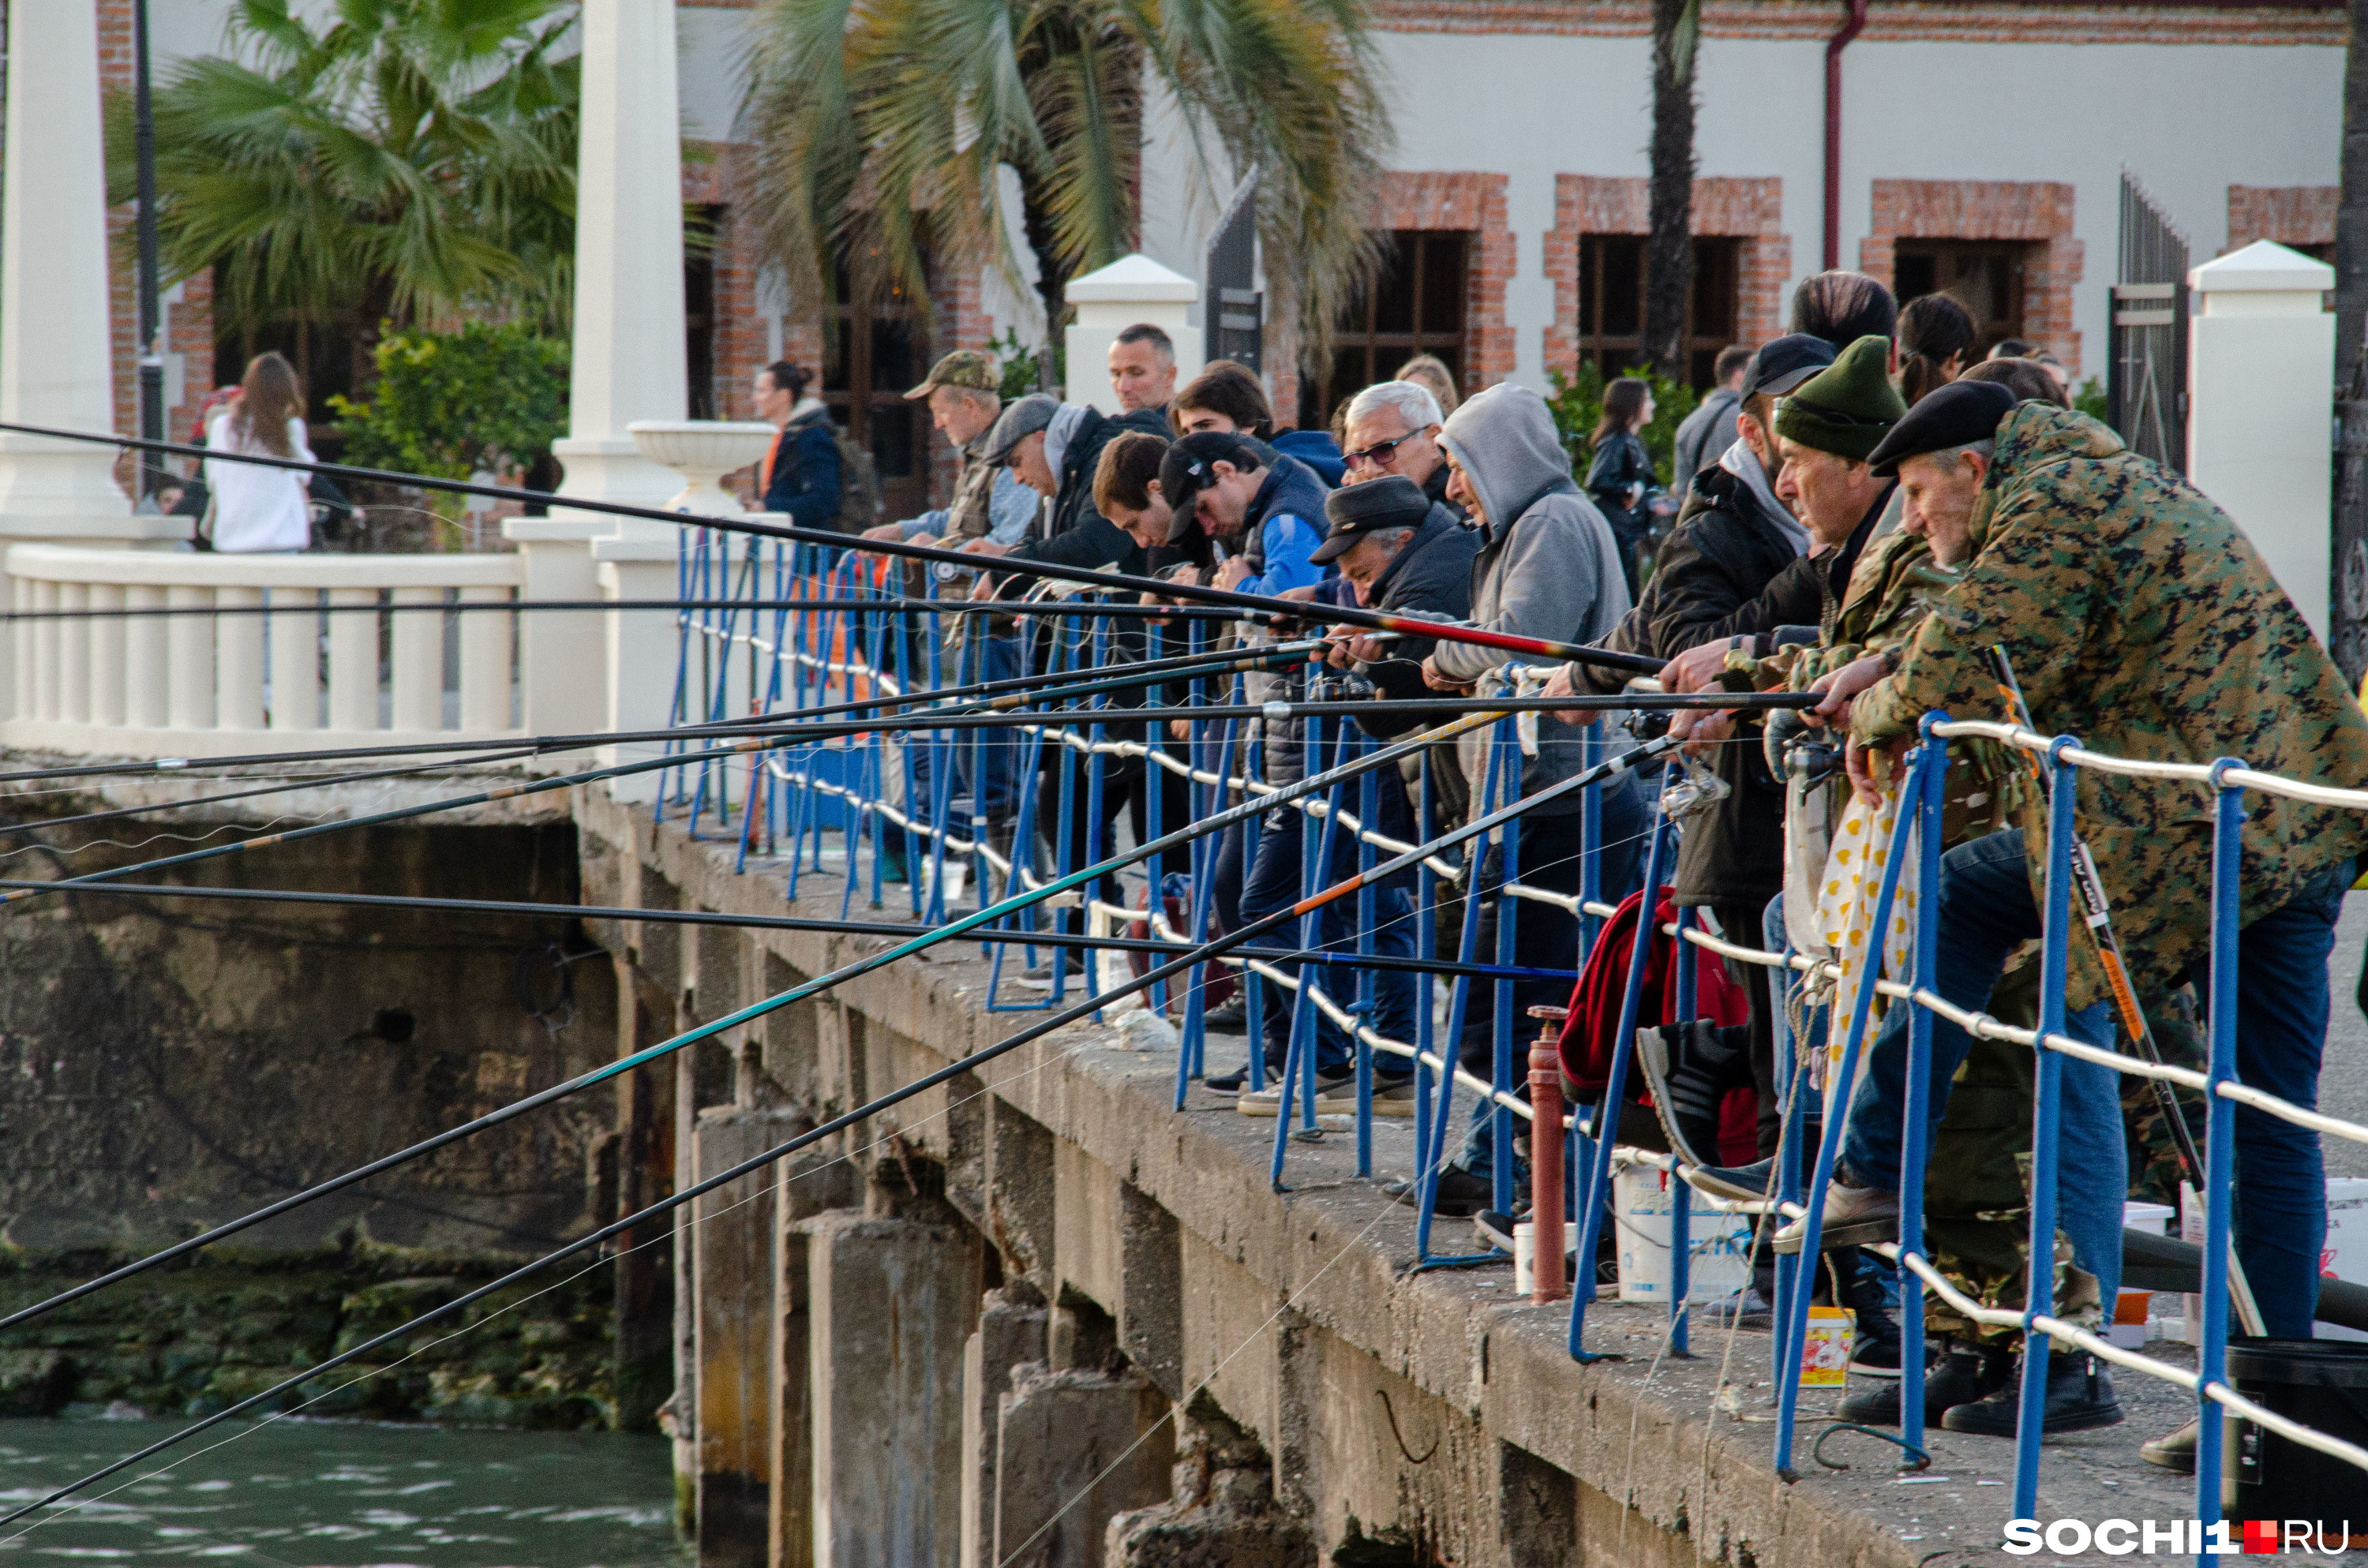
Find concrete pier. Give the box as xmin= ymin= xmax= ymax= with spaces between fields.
xmin=579 ymin=786 xmax=2201 ymax=1568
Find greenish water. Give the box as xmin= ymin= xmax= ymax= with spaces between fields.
xmin=0 ymin=1418 xmax=683 ymax=1567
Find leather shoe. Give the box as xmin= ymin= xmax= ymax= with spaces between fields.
xmin=1386 ymin=1166 xmax=1493 ymax=1218
xmin=1835 ymin=1341 xmax=2003 ymax=1425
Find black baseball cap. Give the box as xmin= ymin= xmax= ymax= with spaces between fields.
xmin=1156 ymin=432 xmax=1272 ymax=542
xmin=1311 ymin=476 xmax=1430 ymax=564
xmin=1739 ymin=334 xmax=1837 ymax=402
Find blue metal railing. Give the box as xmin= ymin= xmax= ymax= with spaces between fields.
xmin=662 ymin=534 xmax=2368 ymax=1544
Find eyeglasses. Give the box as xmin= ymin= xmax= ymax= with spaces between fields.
xmin=1343 ymin=433 xmax=1414 ymax=470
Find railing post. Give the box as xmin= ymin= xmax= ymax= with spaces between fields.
xmin=1669 ymin=906 xmax=1696 ymax=1354
xmin=124 ymin=583 xmax=167 ymax=731
xmin=1898 ymin=715 xmax=1950 ymax=1466
xmin=2011 ymin=738 xmax=2081 ymax=1517
xmin=216 ymin=586 xmax=264 ymax=730
xmin=56 ymin=582 xmax=88 ymax=724
xmin=2195 ymin=761 xmax=2247 ymax=1559
xmin=267 ymin=588 xmax=318 ymax=732
xmin=86 ymin=581 xmax=123 ymax=728
xmin=327 ymin=586 xmax=378 ymax=733
xmin=459 ymin=585 xmax=511 ymax=732
xmin=1769 ymin=754 xmax=1923 ymax=1472
xmin=1569 ymin=803 xmax=1673 ymax=1360
xmin=1527 ymin=1005 xmax=1571 ymax=1304
xmin=164 ymin=584 xmax=212 ymax=732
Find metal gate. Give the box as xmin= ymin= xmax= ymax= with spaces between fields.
xmin=2108 ymin=174 xmax=2188 ymax=474
xmin=1205 ymin=168 xmax=1262 ymax=374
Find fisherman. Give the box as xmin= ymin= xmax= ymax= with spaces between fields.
xmin=1799 ymin=380 xmax=2368 ymax=1440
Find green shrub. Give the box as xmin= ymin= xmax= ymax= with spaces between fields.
xmin=1545 ymin=361 xmax=1700 ymax=485
xmin=330 ymin=323 xmax=568 ymax=521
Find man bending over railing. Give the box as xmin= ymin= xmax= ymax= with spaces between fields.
xmin=1801 ymin=380 xmax=2368 ymax=1450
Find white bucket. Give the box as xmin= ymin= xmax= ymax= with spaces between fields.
xmin=1611 ymin=1156 xmax=1755 ymax=1304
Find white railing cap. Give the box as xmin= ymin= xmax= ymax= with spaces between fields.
xmin=4 ymin=543 xmax=524 ymax=589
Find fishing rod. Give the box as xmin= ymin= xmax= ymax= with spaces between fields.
xmin=0 ymin=636 xmax=1317 ymax=787
xmin=0 ymin=596 xmax=1264 ymax=623
xmin=2 ymin=419 xmax=1665 ymax=676
xmin=1982 ymin=645 xmax=2265 ymax=1338
xmin=0 ymin=704 xmax=1510 ymax=1334
xmin=0 ymin=730 xmax=1674 ymax=1527
xmin=0 ymin=878 xmax=1582 ymax=986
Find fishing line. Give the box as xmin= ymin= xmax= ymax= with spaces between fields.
xmin=0 ymin=743 xmax=1665 ymax=1522
xmin=0 ymin=709 xmax=1508 ymax=1335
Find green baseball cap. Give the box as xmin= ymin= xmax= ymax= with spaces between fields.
xmin=905 ymin=349 xmax=999 ymax=400
xmin=1773 ymin=334 xmax=1905 ymax=462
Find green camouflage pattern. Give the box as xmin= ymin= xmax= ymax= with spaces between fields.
xmin=1851 ymin=403 xmax=2368 ymax=1011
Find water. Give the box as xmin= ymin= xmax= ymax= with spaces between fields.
xmin=0 ymin=1418 xmax=683 ymax=1567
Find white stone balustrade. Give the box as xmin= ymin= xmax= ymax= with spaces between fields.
xmin=3 ymin=546 xmax=528 ymax=759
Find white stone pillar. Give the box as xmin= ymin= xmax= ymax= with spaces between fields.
xmin=1064 ymin=255 xmax=1204 ymax=415
xmin=549 ymin=0 xmax=691 ymax=530
xmin=2186 ymin=240 xmax=2337 ymax=642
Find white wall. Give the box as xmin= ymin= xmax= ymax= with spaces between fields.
xmin=1131 ymin=25 xmax=2341 ymax=392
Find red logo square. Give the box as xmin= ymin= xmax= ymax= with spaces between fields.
xmin=2243 ymin=1519 xmax=2281 ymax=1555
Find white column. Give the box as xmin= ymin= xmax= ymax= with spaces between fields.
xmin=1063 ymin=254 xmax=1204 ymax=416
xmin=0 ymin=0 xmax=178 ymax=739
xmin=549 ymin=0 xmax=691 ymax=532
xmin=2186 ymin=239 xmax=2338 ymax=642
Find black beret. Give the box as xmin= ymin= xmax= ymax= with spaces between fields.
xmin=1312 ymin=476 xmax=1430 ymax=563
xmin=1866 ymin=380 xmax=2017 ymax=477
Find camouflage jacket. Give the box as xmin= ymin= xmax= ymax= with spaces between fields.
xmin=1736 ymin=526 xmax=2025 ymax=846
xmin=1852 ymin=404 xmax=2368 ymax=1008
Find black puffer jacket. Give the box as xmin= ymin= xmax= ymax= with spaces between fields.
xmin=1569 ymin=461 xmax=1807 ymax=905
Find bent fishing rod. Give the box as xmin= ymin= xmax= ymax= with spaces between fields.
xmin=0 ymin=730 xmax=1675 ymax=1528
xmin=0 ymin=704 xmax=1510 ymax=1334
xmin=2 ymin=419 xmax=1665 ymax=676
xmin=0 ymin=878 xmax=1583 ymax=985
xmin=0 ymin=635 xmax=1317 ymax=787
xmin=0 ymin=596 xmax=1261 ymax=623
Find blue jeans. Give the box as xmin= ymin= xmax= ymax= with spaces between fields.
xmin=1838 ymin=829 xmax=2124 ymax=1309
xmin=1235 ymin=807 xmax=1416 ymax=1073
xmin=1459 ymin=769 xmax=1652 ymax=1182
xmin=2183 ymin=859 xmax=2347 ymax=1338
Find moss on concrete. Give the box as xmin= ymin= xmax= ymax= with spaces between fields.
xmin=0 ymin=1243 xmax=615 ymax=1428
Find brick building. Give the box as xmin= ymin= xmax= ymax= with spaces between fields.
xmin=99 ymin=0 xmax=2346 ymax=515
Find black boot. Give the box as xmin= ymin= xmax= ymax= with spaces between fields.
xmin=1835 ymin=1249 xmax=1903 ymax=1377
xmin=1942 ymin=1349 xmax=2124 ymax=1436
xmin=1835 ymin=1338 xmax=2003 ymax=1425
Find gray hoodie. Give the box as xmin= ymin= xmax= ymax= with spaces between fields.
xmin=1430 ymin=382 xmax=1634 ymax=815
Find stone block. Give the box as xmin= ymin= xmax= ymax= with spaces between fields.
xmin=960 ymin=1284 xmax=1047 ymax=1568
xmin=769 ymin=1160 xmax=855 ymax=1568
xmin=804 ymin=1213 xmax=971 ymax=1568
xmin=991 ymin=1364 xmax=1172 ymax=1568
xmin=695 ymin=1107 xmax=810 ymax=1568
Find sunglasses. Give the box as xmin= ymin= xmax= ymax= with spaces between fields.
xmin=1342 ymin=433 xmax=1416 ymax=470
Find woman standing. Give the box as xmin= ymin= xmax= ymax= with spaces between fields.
xmin=1896 ymin=292 xmax=1977 ymax=406
xmin=752 ymin=360 xmax=843 ymax=528
xmin=203 ymin=353 xmax=315 ymax=553
xmin=1583 ymin=375 xmax=1660 ymax=596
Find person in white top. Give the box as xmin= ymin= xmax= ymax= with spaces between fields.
xmin=203 ymin=352 xmax=316 ymax=552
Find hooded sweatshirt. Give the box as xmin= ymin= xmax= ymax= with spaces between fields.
xmin=1429 ymin=382 xmax=1633 ymax=814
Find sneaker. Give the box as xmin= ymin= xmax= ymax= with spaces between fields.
xmin=1472 ymin=1208 xmax=1521 ymax=1254
xmin=1848 ymin=1322 xmax=1903 ymax=1378
xmin=2139 ymin=1417 xmax=2198 ymax=1474
xmin=1203 ymin=1065 xmax=1265 ymax=1095
xmin=1688 ymin=1158 xmax=1777 ymax=1204
xmin=1635 ymin=1022 xmax=1730 ymax=1169
xmin=1835 ymin=1342 xmax=2002 ymax=1426
xmin=1198 ymin=997 xmax=1249 ymax=1035
xmin=1941 ymin=1352 xmax=2123 ymax=1437
xmin=1385 ymin=1166 xmax=1493 ymax=1218
xmin=1695 ymin=1288 xmax=1774 ymax=1331
xmin=1238 ymin=1068 xmax=1418 ymax=1118
xmin=1772 ymin=1177 xmax=1900 ymax=1254
xmin=1015 ymin=954 xmax=1086 ymax=991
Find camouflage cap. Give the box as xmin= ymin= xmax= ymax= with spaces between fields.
xmin=905 ymin=349 xmax=999 ymax=400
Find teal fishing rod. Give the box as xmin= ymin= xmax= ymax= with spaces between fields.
xmin=0 ymin=732 xmax=1674 ymax=1529
xmin=0 ymin=705 xmax=1508 ymax=1334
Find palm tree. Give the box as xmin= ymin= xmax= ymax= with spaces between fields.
xmin=2337 ymin=0 xmax=2368 ymax=393
xmin=742 ymin=0 xmax=1392 ymax=393
xmin=1641 ymin=0 xmax=1699 ymax=384
xmin=107 ymin=0 xmax=579 ymax=391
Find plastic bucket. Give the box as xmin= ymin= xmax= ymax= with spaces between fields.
xmin=2224 ymin=1336 xmax=2368 ymax=1535
xmin=1610 ymin=1156 xmax=1753 ymax=1304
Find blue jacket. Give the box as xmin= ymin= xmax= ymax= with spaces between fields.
xmin=1271 ymin=429 xmax=1346 ymax=488
xmin=762 ymin=406 xmax=842 ymax=528
xmin=1235 ymin=455 xmax=1332 ymax=597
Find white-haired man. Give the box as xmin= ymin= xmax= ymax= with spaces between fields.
xmin=1340 ymin=380 xmax=1461 ymax=521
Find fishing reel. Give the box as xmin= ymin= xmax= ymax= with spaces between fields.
xmin=1763 ymin=705 xmax=1843 ymax=787
xmin=1306 ymin=669 xmax=1377 ymax=705
xmin=1623 ymin=676 xmax=1673 ymax=741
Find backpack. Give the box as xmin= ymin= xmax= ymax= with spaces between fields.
xmin=834 ymin=426 xmax=882 ymax=532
